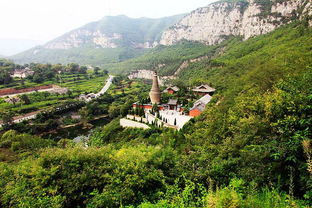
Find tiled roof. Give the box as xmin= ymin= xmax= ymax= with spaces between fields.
xmin=195 ymin=94 xmax=212 ymax=105
xmin=163 ymin=86 xmax=180 ymax=93
xmin=190 ymin=94 xmax=212 ymax=112
xmin=192 ymin=85 xmax=215 ymax=93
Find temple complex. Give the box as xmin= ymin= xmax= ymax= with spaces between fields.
xmin=126 ymin=72 xmax=216 ymax=130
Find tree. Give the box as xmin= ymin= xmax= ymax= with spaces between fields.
xmin=0 ymin=111 xmax=14 ymax=128
xmin=108 ymin=104 xmax=120 ymax=118
xmin=19 ymin=94 xmax=31 ymax=105
xmin=66 ymin=63 xmax=80 ymax=73
xmin=79 ymin=107 xmax=92 ymax=128
xmin=103 ymin=70 xmax=108 ymax=75
xmin=79 ymin=66 xmax=87 ymax=74
xmin=0 ymin=69 xmax=12 ymax=85
xmin=32 ymin=73 xmax=44 ymax=83
xmin=94 ymin=67 xmax=100 ymax=75
xmin=7 ymin=97 xmax=19 ymax=106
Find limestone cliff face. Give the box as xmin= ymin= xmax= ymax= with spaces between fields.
xmin=43 ymin=15 xmax=183 ymax=50
xmin=44 ymin=30 xmax=159 ymax=50
xmin=45 ymin=30 xmax=122 ymax=49
xmin=160 ymin=0 xmax=311 ymax=46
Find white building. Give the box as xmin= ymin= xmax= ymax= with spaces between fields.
xmin=11 ymin=68 xmax=34 ymax=78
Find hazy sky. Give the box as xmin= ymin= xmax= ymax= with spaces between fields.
xmin=0 ymin=0 xmax=215 ymax=43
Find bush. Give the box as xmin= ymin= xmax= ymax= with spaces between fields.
xmin=0 ymin=130 xmax=54 ymax=153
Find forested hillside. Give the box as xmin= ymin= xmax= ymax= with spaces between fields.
xmin=0 ymin=21 xmax=311 ymax=207
xmin=174 ymin=20 xmax=312 ymax=199
xmin=12 ymin=47 xmax=148 ymax=66
xmin=105 ymin=41 xmax=218 ymax=75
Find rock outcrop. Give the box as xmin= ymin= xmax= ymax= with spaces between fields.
xmin=160 ymin=0 xmax=311 ymax=46
xmin=45 ymin=30 xmax=122 ymax=49
xmin=43 ymin=15 xmax=183 ymax=50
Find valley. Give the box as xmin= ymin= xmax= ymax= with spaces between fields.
xmin=0 ymin=0 xmax=311 ymax=207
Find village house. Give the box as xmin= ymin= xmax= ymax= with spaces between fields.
xmin=163 ymin=86 xmax=179 ymax=94
xmin=192 ymin=84 xmax=215 ymax=96
xmin=189 ymin=94 xmax=212 ymax=117
xmin=11 ymin=67 xmax=34 ymax=78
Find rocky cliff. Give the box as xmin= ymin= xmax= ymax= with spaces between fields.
xmin=160 ymin=0 xmax=312 ymax=45
xmin=44 ymin=15 xmax=183 ymax=50
xmin=45 ymin=30 xmax=122 ymax=49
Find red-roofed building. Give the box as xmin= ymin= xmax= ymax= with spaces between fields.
xmin=189 ymin=94 xmax=212 ymax=117
xmin=163 ymin=86 xmax=180 ymax=94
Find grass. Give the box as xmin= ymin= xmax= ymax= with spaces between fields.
xmin=60 ymin=75 xmax=108 ymax=95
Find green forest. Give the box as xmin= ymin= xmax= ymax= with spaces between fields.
xmin=0 ymin=20 xmax=311 ymax=208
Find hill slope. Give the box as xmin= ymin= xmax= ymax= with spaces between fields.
xmin=11 ymin=15 xmax=183 ymax=65
xmin=105 ymin=41 xmax=218 ymax=75
xmin=11 ymin=0 xmax=311 ymax=67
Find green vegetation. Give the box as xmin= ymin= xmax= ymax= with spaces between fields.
xmin=0 ymin=61 xmax=109 ymax=117
xmin=106 ymin=41 xmax=219 ymax=75
xmin=0 ymin=130 xmax=54 ymax=154
xmin=60 ymin=75 xmax=107 ymax=95
xmin=12 ymin=47 xmax=149 ymax=66
xmin=0 ymin=59 xmax=14 ymax=85
xmin=178 ymin=22 xmax=311 ymax=87
xmin=0 ymin=21 xmax=311 ymax=207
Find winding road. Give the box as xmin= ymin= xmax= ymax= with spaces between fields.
xmin=95 ymin=75 xmax=114 ymax=98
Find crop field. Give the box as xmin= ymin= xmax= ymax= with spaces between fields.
xmin=0 ymin=74 xmax=108 ymax=116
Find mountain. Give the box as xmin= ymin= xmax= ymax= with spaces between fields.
xmin=11 ymin=15 xmax=183 ymax=65
xmin=1 ymin=21 xmax=311 ymax=208
xmin=1 ymin=1 xmax=312 ymax=206
xmin=104 ymin=0 xmax=312 ymax=76
xmin=0 ymin=38 xmax=42 ymax=56
xmin=11 ymin=0 xmax=311 ymax=66
xmin=44 ymin=15 xmax=184 ymax=49
xmin=160 ymin=0 xmax=312 ymax=45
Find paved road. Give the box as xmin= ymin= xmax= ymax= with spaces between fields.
xmin=95 ymin=75 xmax=114 ymax=98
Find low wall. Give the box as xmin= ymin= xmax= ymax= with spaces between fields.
xmin=120 ymin=118 xmax=150 ymax=129
xmin=126 ymin=115 xmax=148 ymax=123
xmin=0 ymin=85 xmax=56 ymax=96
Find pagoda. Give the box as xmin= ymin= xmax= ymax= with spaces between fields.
xmin=149 ymin=72 xmax=161 ymax=104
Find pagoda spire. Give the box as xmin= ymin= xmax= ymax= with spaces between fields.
xmin=149 ymin=71 xmax=161 ymax=104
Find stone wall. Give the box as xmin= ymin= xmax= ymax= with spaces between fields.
xmin=120 ymin=118 xmax=150 ymax=129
